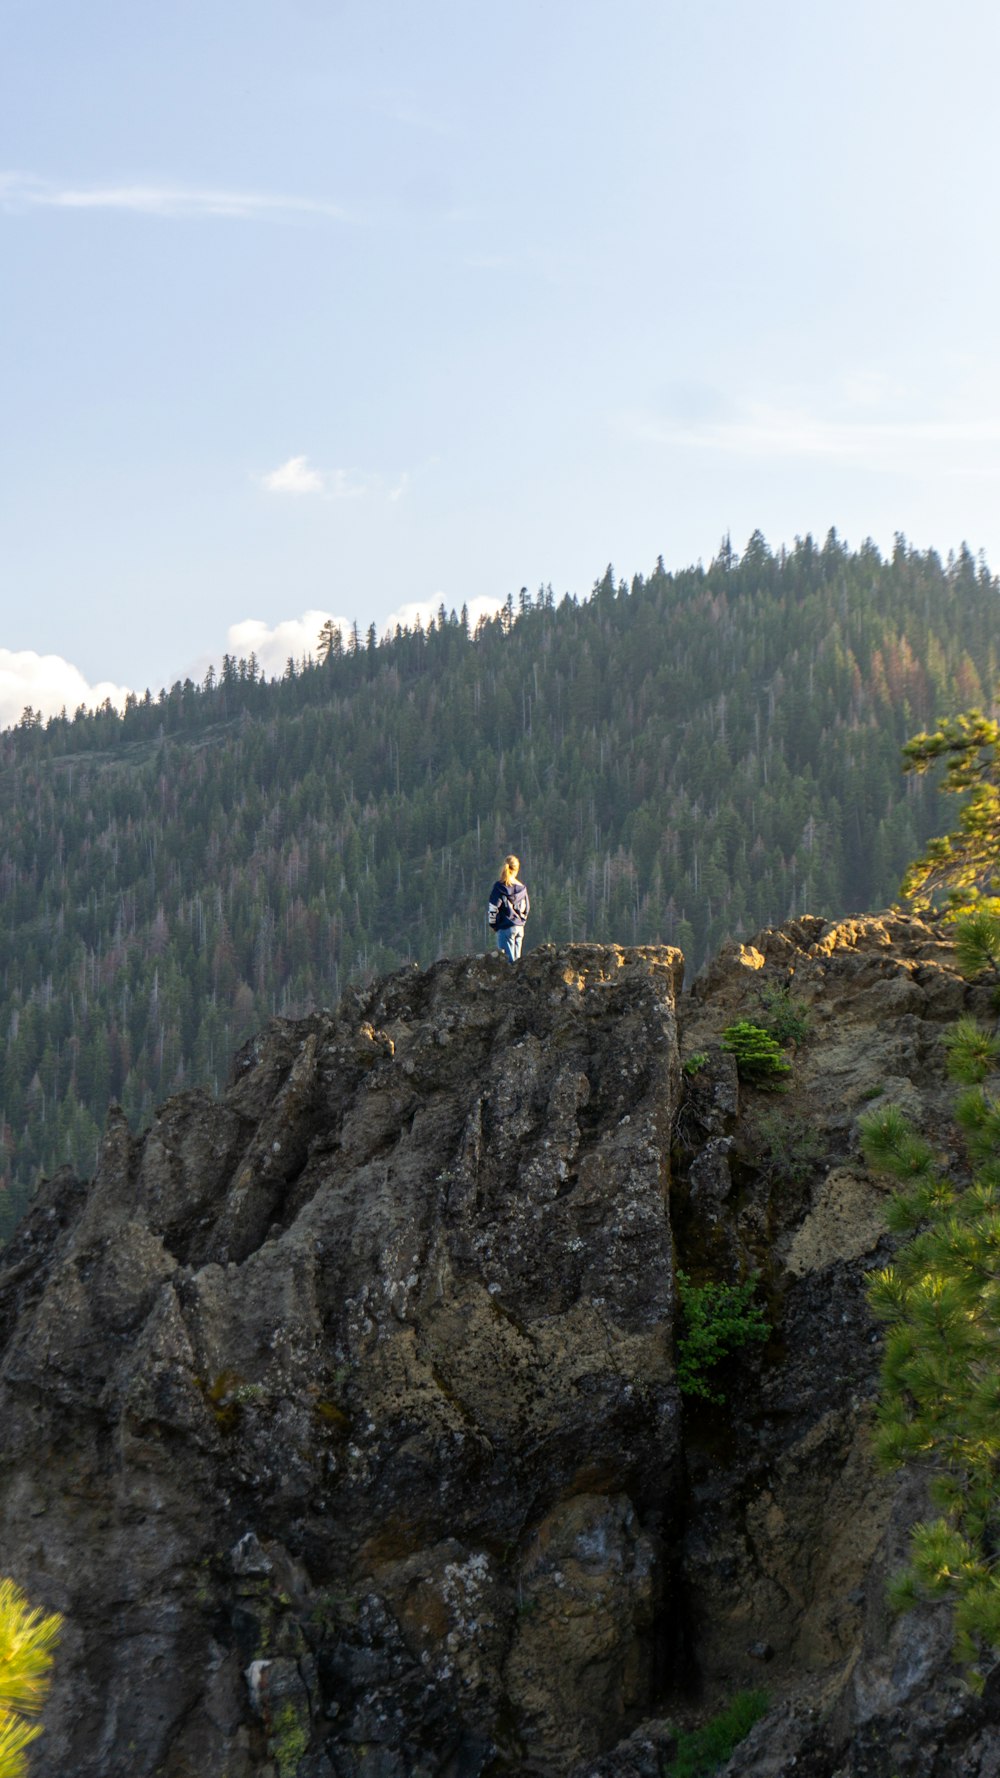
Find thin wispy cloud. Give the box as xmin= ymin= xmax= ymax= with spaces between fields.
xmin=624 ymin=401 xmax=1000 ymax=469
xmin=0 ymin=171 xmax=347 ymax=222
xmin=464 ymin=243 xmax=575 ymax=283
xmin=260 ymin=456 xmax=406 ymax=501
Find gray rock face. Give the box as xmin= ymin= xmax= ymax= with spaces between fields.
xmin=661 ymin=913 xmax=997 ymax=1778
xmin=0 ymin=944 xmax=683 ymax=1777
xmin=1 ymin=917 xmax=996 ymax=1776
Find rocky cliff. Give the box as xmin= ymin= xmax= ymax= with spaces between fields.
xmin=0 ymin=920 xmax=997 ymax=1777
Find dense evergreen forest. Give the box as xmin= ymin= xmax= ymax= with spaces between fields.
xmin=0 ymin=528 xmax=996 ymax=1236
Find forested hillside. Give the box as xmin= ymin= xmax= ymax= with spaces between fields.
xmin=0 ymin=528 xmax=996 ymax=1234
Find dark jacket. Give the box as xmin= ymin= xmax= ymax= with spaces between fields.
xmin=488 ymin=878 xmax=530 ymax=930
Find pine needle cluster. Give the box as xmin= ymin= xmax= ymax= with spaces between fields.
xmin=0 ymin=1580 xmax=61 ymax=1778
xmin=862 ymin=935 xmax=1000 ymax=1677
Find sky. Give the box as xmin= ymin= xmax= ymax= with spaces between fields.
xmin=3 ymin=0 xmax=1000 ymax=728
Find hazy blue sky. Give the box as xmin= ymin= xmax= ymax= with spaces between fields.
xmin=3 ymin=0 xmax=1000 ymax=723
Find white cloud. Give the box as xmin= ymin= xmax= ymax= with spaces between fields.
xmin=0 ymin=172 xmax=346 ymax=223
xmin=0 ymin=649 xmax=132 ymax=733
xmin=261 ymin=455 xmax=327 ymax=495
xmin=260 ymin=456 xmax=404 ymax=501
xmin=463 ymin=594 xmax=507 ymax=629
xmin=224 ymin=609 xmax=354 ymax=676
xmin=379 ymin=594 xmax=505 ymax=637
xmin=183 ymin=595 xmax=509 ymax=687
xmin=225 ymin=596 xmax=508 ymax=670
xmin=623 ymin=399 xmax=1000 ymax=470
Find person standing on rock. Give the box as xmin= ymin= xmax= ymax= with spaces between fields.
xmin=487 ymin=854 xmax=530 ymax=962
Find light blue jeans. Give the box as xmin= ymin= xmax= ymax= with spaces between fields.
xmin=497 ymin=925 xmax=523 ymax=962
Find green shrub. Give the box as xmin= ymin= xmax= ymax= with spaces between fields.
xmin=675 ymin=1271 xmax=769 ymax=1403
xmin=756 ymin=983 xmax=811 ymax=1047
xmin=666 ymin=1689 xmax=770 ymax=1778
xmin=683 ymin=1051 xmax=709 ymax=1077
xmin=749 ymin=1108 xmax=824 ymax=1186
xmin=720 ymin=1021 xmax=791 ymax=1087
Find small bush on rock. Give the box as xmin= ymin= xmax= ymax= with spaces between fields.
xmin=720 ymin=1021 xmax=791 ymax=1087
xmin=749 ymin=1107 xmax=825 ymax=1187
xmin=666 ymin=1688 xmax=770 ymax=1777
xmin=675 ymin=1271 xmax=769 ymax=1403
xmin=756 ymin=982 xmax=811 ymax=1047
xmin=683 ymin=1051 xmax=709 ymax=1077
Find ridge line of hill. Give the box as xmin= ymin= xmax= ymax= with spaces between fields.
xmin=0 ymin=530 xmax=996 ymax=1232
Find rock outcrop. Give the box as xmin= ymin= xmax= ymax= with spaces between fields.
xmin=1 ymin=917 xmax=998 ymax=1777
xmin=0 ymin=944 xmax=684 ymax=1777
xmin=667 ymin=914 xmax=1000 ymax=1778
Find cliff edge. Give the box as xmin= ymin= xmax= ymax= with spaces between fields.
xmin=0 ymin=920 xmax=997 ymax=1777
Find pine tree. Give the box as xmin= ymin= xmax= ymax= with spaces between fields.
xmin=317 ymin=619 xmax=343 ymax=663
xmin=0 ymin=1579 xmax=61 ymax=1778
xmin=900 ymin=711 xmax=1000 ymax=915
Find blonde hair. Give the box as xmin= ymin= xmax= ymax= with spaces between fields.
xmin=499 ymin=854 xmax=520 ymax=885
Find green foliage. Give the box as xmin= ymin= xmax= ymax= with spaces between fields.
xmin=901 ymin=711 xmax=1000 ymax=917
xmin=863 ymin=1011 xmax=1000 ymax=1678
xmin=749 ymin=1107 xmax=825 ymax=1186
xmin=755 ymin=983 xmax=811 ymax=1046
xmin=0 ymin=534 xmax=997 ymax=1235
xmin=0 ymin=1579 xmax=61 ymax=1778
xmin=675 ymin=1270 xmax=769 ymax=1403
xmin=683 ymin=1052 xmax=709 ymax=1077
xmin=720 ymin=1022 xmax=791 ymax=1087
xmin=953 ymin=909 xmax=1000 ymax=977
xmin=858 ymin=1103 xmax=935 ymax=1183
xmin=942 ymin=1016 xmax=1000 ymax=1085
xmin=665 ymin=1689 xmax=770 ymax=1778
